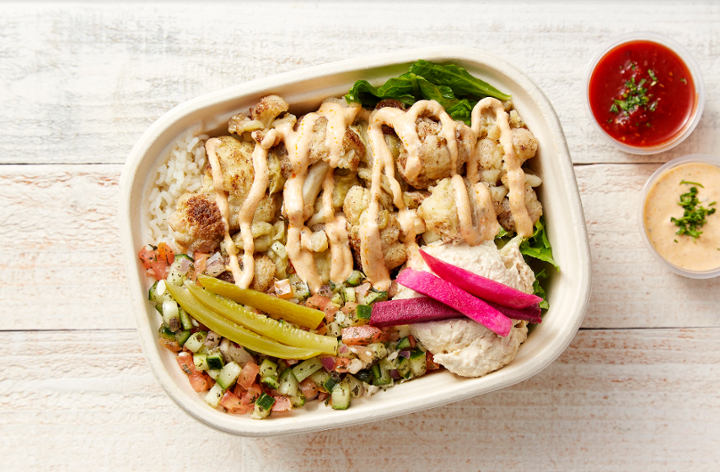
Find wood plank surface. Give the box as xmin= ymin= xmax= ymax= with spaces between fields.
xmin=2 ymin=3 xmax=720 ymax=166
xmin=2 ymin=328 xmax=718 ymax=471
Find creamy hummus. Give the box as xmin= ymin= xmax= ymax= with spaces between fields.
xmin=396 ymin=240 xmax=533 ymax=377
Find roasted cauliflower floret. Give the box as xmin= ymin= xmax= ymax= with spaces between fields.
xmin=511 ymin=127 xmax=539 ymax=163
xmin=343 ymin=185 xmax=407 ymax=271
xmin=303 ymin=116 xmax=365 ymax=171
xmin=251 ymin=95 xmax=290 ymax=128
xmin=497 ymin=181 xmax=543 ymax=232
xmin=395 ymin=118 xmax=473 ymax=189
xmin=250 ymin=255 xmax=276 ymax=292
xmin=168 ymin=193 xmax=225 ymax=253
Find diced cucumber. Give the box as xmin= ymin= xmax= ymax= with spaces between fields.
xmin=309 ymin=369 xmax=330 ymax=387
xmin=290 ymin=393 xmax=306 ymax=408
xmin=396 ymin=336 xmax=412 ymax=350
xmin=175 ymin=330 xmax=191 ymax=346
xmin=167 ymin=254 xmax=194 ymax=286
xmin=205 ymin=383 xmax=224 ymax=408
xmin=149 ymin=280 xmax=173 ymax=304
xmin=158 ymin=324 xmax=175 ymax=341
xmin=206 ymin=369 xmax=221 ymax=380
xmin=217 ymin=361 xmax=242 ymax=390
xmin=291 ymin=358 xmax=323 ymax=382
xmin=330 ymin=292 xmax=344 ymax=306
xmin=368 ymin=343 xmax=388 ymax=361
xmin=161 ymin=300 xmax=181 ymax=331
xmin=343 ymin=287 xmax=356 ymax=303
xmin=261 ymin=376 xmax=279 ymax=389
xmin=184 ymin=331 xmax=208 ymax=353
xmin=396 ymin=355 xmax=411 ymax=379
xmin=277 ymin=368 xmax=299 ymax=397
xmin=259 ymin=359 xmax=278 ymax=378
xmin=345 ymin=270 xmax=365 ymax=287
xmin=251 ymin=393 xmax=275 ymax=420
xmin=364 ymin=288 xmax=388 ymax=305
xmin=178 ymin=307 xmax=193 ymax=331
xmin=344 ymin=374 xmax=363 ymax=398
xmin=409 ymin=349 xmax=427 ymax=377
xmin=356 ymin=304 xmax=372 ymax=320
xmin=355 ymin=369 xmax=373 ymax=384
xmin=193 ymin=352 xmax=209 ymax=372
xmin=206 ymin=351 xmax=225 ymax=370
xmin=331 ymin=380 xmax=351 ymax=410
xmin=371 ymin=363 xmax=391 ymax=386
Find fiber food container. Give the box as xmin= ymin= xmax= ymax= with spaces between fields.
xmin=119 ymin=47 xmax=592 ymax=437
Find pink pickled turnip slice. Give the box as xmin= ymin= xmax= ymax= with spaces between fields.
xmin=485 ymin=300 xmax=542 ymax=324
xmin=396 ymin=268 xmax=512 ymax=337
xmin=420 ymin=249 xmax=542 ymax=309
xmin=369 ymin=297 xmax=463 ymax=328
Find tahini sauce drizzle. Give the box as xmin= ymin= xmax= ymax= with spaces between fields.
xmin=215 ymin=96 xmax=533 ymax=292
xmin=205 ymin=138 xmax=244 ymax=284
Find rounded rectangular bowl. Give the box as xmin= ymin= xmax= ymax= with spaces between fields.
xmin=119 ymin=47 xmax=592 ymax=437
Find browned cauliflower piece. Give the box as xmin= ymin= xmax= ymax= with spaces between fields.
xmin=168 ymin=193 xmax=226 ymax=253
xmin=497 ymin=181 xmax=543 ymax=232
xmin=342 ymin=185 xmax=407 ymax=272
xmin=303 ymin=116 xmax=365 ymax=171
xmin=250 ymin=255 xmax=276 ymax=292
xmin=395 ymin=118 xmax=473 ymax=189
xmin=251 ymin=95 xmax=290 ymax=128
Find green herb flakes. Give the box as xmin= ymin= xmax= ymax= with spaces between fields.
xmin=670 ymin=184 xmax=717 ymax=240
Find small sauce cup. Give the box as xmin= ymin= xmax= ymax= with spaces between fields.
xmin=639 ymin=154 xmax=720 ymax=279
xmin=585 ymin=32 xmax=704 ymax=154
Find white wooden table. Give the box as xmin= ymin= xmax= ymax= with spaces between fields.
xmin=2 ymin=2 xmax=719 ymax=470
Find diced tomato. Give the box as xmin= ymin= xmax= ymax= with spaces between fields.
xmin=341 ymin=325 xmax=386 ymax=346
xmin=242 ymin=383 xmax=262 ymax=405
xmin=426 ymin=351 xmax=441 ymax=371
xmin=237 ymin=361 xmax=259 ymax=390
xmin=381 ymin=327 xmax=399 ymax=342
xmin=151 ymin=260 xmax=170 ymax=280
xmin=299 ymin=378 xmax=319 ymax=401
xmin=271 ymin=396 xmax=292 ymax=412
xmin=138 ymin=246 xmax=157 ymax=269
xmin=317 ymin=392 xmax=329 ymax=402
xmin=188 ymin=372 xmax=214 ymax=392
xmin=408 ymin=335 xmax=417 ymax=349
xmin=341 ymin=302 xmax=358 ymax=316
xmin=220 ymin=390 xmax=249 ymax=414
xmin=159 ymin=338 xmax=181 ymax=353
xmin=333 ymin=357 xmax=351 ymax=373
xmin=323 ymin=304 xmax=339 ymax=319
xmin=157 ymin=242 xmax=175 ymax=265
xmin=233 ymin=384 xmax=247 ymax=397
xmin=176 ymin=352 xmax=197 ymax=375
xmin=315 ymin=324 xmax=328 ymax=336
xmin=305 ymin=294 xmax=332 ymax=311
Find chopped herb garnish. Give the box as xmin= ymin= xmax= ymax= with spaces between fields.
xmin=670 ymin=185 xmax=716 ymax=240
xmin=648 ymin=69 xmax=658 ymax=85
xmin=609 ymin=65 xmax=660 ymax=120
xmin=610 ymin=103 xmax=619 ymax=113
xmin=680 ymin=180 xmax=704 ymax=188
xmin=681 ymin=77 xmax=687 ymax=84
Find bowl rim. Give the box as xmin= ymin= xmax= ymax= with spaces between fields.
xmin=119 ymin=46 xmax=592 ymax=437
xmin=638 ymin=153 xmax=720 ymax=279
xmin=584 ymin=31 xmax=705 ymax=155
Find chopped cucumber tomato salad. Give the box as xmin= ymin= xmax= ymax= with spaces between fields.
xmin=139 ymin=243 xmax=439 ymax=419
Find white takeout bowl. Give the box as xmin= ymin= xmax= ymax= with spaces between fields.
xmin=119 ymin=47 xmax=592 ymax=437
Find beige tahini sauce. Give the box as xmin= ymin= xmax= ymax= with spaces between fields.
xmin=644 ymin=162 xmax=720 ymax=272
xmin=208 ymin=96 xmax=533 ymax=293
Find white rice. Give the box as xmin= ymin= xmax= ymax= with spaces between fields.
xmin=144 ymin=130 xmax=209 ymax=246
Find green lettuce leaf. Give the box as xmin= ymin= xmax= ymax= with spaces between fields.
xmin=519 ymin=217 xmax=558 ymax=270
xmin=409 ymin=60 xmax=511 ymax=101
xmin=532 ymin=269 xmax=549 ymax=310
xmin=344 ymin=60 xmax=510 ymax=124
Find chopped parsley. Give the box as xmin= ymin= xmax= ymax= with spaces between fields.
xmin=680 ymin=77 xmax=687 ymax=84
xmin=680 ymin=180 xmax=704 ymax=188
xmin=670 ymin=183 xmax=717 ymax=240
xmin=608 ymin=64 xmax=659 ymax=121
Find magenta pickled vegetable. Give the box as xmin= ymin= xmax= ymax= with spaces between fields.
xmin=396 ymin=268 xmax=512 ymax=337
xmin=369 ymin=297 xmax=463 ymax=328
xmin=485 ymin=300 xmax=542 ymax=324
xmin=420 ymin=250 xmax=542 ymax=309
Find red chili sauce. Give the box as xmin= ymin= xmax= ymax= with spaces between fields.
xmin=589 ymin=40 xmax=696 ymax=147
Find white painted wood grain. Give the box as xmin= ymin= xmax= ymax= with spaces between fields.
xmin=1 ymin=2 xmax=720 ymax=166
xmin=2 ymin=328 xmax=718 ymax=471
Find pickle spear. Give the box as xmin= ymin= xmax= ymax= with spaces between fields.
xmin=164 ymin=283 xmax=321 ymax=360
xmin=198 ymin=275 xmax=325 ymax=329
xmin=186 ymin=281 xmax=337 ymax=355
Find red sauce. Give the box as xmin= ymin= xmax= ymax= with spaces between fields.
xmin=589 ymin=40 xmax=696 ymax=147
